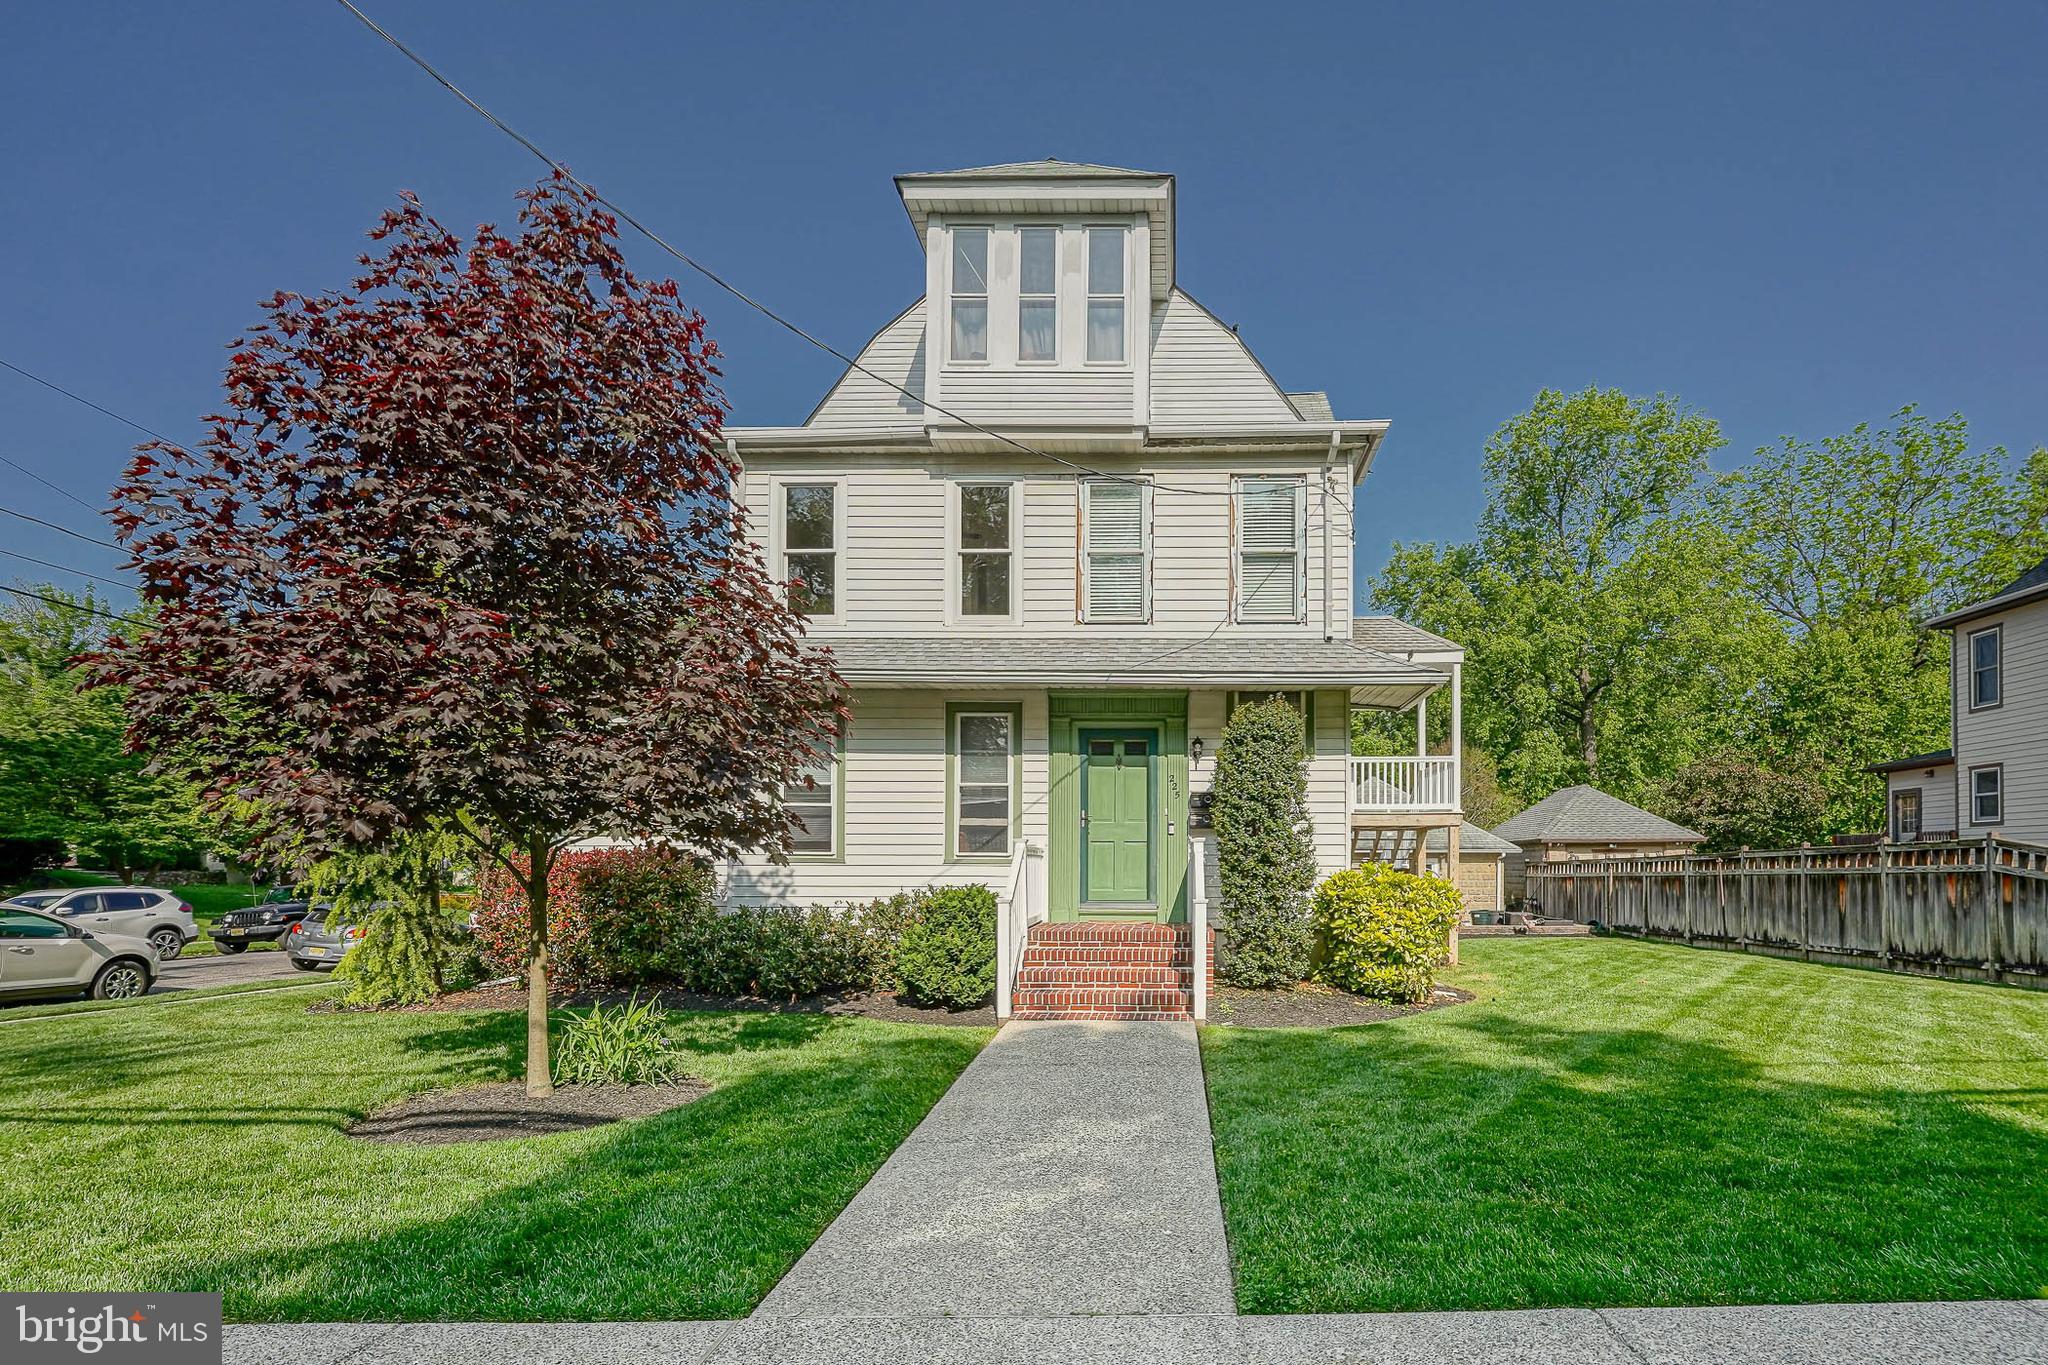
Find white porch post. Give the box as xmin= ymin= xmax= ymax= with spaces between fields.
xmin=1415 ymin=693 xmax=1428 ymax=756
xmin=1451 ymin=661 xmax=1464 ymax=811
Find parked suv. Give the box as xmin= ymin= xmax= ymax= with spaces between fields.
xmin=0 ymin=906 xmax=156 ymax=1001
xmin=209 ymin=896 xmax=313 ymax=953
xmin=0 ymin=888 xmax=198 ymax=961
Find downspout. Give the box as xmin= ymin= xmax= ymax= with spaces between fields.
xmin=1322 ymin=430 xmax=1340 ymax=642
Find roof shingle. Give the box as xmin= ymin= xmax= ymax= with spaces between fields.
xmin=1490 ymin=785 xmax=1703 ymax=846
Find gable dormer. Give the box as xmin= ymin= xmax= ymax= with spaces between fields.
xmin=895 ymin=160 xmax=1173 ymax=447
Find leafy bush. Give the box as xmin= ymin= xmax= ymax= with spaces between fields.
xmin=552 ymin=995 xmax=687 ymax=1086
xmin=1310 ymin=864 xmax=1463 ymax=1002
xmin=1212 ymin=696 xmax=1318 ymax=987
xmin=894 ymin=885 xmax=996 ymax=1009
xmin=474 ymin=847 xmax=715 ymax=993
xmin=334 ymin=902 xmax=475 ymax=1007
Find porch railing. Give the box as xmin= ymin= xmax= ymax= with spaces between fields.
xmin=1349 ymin=755 xmax=1460 ymax=812
xmin=993 ymin=837 xmax=1043 ymax=1020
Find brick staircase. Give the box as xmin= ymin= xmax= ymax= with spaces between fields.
xmin=1011 ymin=922 xmax=1215 ymax=1021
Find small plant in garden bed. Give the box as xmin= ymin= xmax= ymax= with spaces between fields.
xmin=1310 ymin=863 xmax=1462 ymax=1002
xmin=553 ymin=994 xmax=689 ymax=1086
xmin=894 ymin=886 xmax=997 ymax=1010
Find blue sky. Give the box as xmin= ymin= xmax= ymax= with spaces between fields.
xmin=4 ymin=2 xmax=2044 ymax=608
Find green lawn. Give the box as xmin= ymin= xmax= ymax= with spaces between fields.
xmin=1203 ymin=936 xmax=2048 ymax=1313
xmin=0 ymin=989 xmax=989 ymax=1320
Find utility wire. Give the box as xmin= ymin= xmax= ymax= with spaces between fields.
xmin=0 ymin=549 xmax=133 ymax=592
xmin=0 ymin=503 xmax=121 ymax=551
xmin=0 ymin=358 xmax=176 ymax=446
xmin=0 ymin=451 xmax=102 ymax=516
xmin=0 ymin=583 xmax=150 ymax=630
xmin=329 ymin=0 xmax=1364 ymax=511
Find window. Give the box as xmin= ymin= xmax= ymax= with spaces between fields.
xmin=1970 ymin=626 xmax=2002 ymax=709
xmin=1086 ymin=227 xmax=1126 ymax=363
xmin=1891 ymin=788 xmax=1922 ymax=841
xmin=952 ymin=708 xmax=1017 ymax=857
xmin=781 ymin=482 xmax=838 ymax=618
xmin=52 ymin=894 xmax=100 ymax=916
xmin=950 ymin=228 xmax=989 ymax=362
xmin=105 ymin=893 xmax=156 ymax=911
xmin=1971 ymin=765 xmax=2003 ymax=825
xmin=1235 ymin=477 xmax=1306 ymax=621
xmin=955 ymin=481 xmax=1015 ymax=618
xmin=0 ymin=909 xmax=67 ymax=939
xmin=1081 ymin=478 xmax=1150 ymax=622
xmin=1018 ymin=227 xmax=1058 ymax=363
xmin=782 ymin=744 xmax=839 ymax=857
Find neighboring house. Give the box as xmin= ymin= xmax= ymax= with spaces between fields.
xmin=1872 ymin=554 xmax=2048 ymax=845
xmin=1492 ymin=785 xmax=1703 ymax=899
xmin=1354 ymin=820 xmax=1517 ymax=914
xmin=720 ymin=160 xmax=1464 ymax=1017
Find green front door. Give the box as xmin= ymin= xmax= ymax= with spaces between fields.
xmin=1080 ymin=730 xmax=1155 ymax=907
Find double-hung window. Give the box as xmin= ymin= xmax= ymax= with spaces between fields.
xmin=1971 ymin=765 xmax=2003 ymax=825
xmin=955 ymin=481 xmax=1015 ymax=619
xmin=782 ymin=743 xmax=839 ymax=857
xmin=1081 ymin=478 xmax=1150 ymax=623
xmin=1235 ymin=476 xmax=1306 ymax=621
xmin=1086 ymin=227 xmax=1126 ymax=363
xmin=1018 ymin=227 xmax=1058 ymax=363
xmin=952 ymin=708 xmax=1017 ymax=857
xmin=950 ymin=228 xmax=989 ymax=362
xmin=1970 ymin=626 xmax=2002 ymax=709
xmin=780 ymin=482 xmax=838 ymax=619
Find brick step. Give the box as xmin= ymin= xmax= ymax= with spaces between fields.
xmin=1027 ymin=923 xmax=1197 ymax=945
xmin=1015 ymin=963 xmax=1188 ymax=988
xmin=1012 ymin=1009 xmax=1191 ymax=1022
xmin=1011 ymin=985 xmax=1194 ymax=1014
xmin=1019 ymin=945 xmax=1193 ymax=967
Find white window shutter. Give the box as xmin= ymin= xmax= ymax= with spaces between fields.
xmin=1084 ymin=480 xmax=1149 ymax=622
xmin=1238 ymin=479 xmax=1303 ymax=620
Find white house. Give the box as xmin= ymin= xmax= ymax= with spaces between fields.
xmin=721 ymin=161 xmax=1464 ymax=1018
xmin=1873 ymin=554 xmax=2048 ymax=845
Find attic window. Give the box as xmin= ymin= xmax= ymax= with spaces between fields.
xmin=1086 ymin=227 xmax=1126 ymax=363
xmin=950 ymin=228 xmax=989 ymax=363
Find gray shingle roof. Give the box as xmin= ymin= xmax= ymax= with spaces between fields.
xmin=1925 ymin=552 xmax=2048 ymax=628
xmin=816 ymin=636 xmax=1447 ymax=688
xmin=1866 ymin=749 xmax=1955 ymax=774
xmin=1434 ymin=822 xmax=1520 ymax=855
xmin=1285 ymin=391 xmax=1334 ymax=421
xmin=1490 ymin=785 xmax=1703 ymax=846
xmin=1350 ymin=616 xmax=1463 ymax=654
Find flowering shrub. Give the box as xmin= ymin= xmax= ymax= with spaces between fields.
xmin=474 ymin=846 xmax=714 ymax=994
xmin=1309 ymin=863 xmax=1463 ymax=1002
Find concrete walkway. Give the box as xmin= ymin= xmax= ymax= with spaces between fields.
xmin=755 ymin=1018 xmax=1235 ymax=1318
xmin=225 ymin=1301 xmax=2048 ymax=1363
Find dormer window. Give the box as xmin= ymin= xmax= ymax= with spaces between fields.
xmin=1018 ymin=228 xmax=1058 ymax=363
xmin=1086 ymin=227 xmax=1127 ymax=363
xmin=949 ymin=228 xmax=989 ymax=362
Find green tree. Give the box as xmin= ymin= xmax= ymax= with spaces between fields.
xmin=1648 ymin=750 xmax=1829 ymax=852
xmin=314 ymin=823 xmax=477 ymax=1006
xmin=0 ymin=588 xmax=208 ymax=878
xmin=1372 ymin=387 xmax=1767 ymax=806
xmin=1212 ymin=696 xmax=1317 ymax=987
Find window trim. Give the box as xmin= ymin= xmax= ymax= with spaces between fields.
xmin=1016 ymin=225 xmax=1060 ymax=366
xmin=947 ymin=478 xmax=1022 ymax=625
xmin=945 ymin=702 xmax=1024 ymax=863
xmin=1969 ymin=763 xmax=2003 ymax=826
xmin=1968 ymin=625 xmax=2003 ymax=712
xmin=1078 ymin=477 xmax=1153 ymax=624
xmin=1232 ymin=474 xmax=1309 ymax=623
xmin=947 ymin=225 xmax=991 ymax=365
xmin=1083 ymin=224 xmax=1130 ymax=367
xmin=773 ymin=477 xmax=845 ymax=627
xmin=783 ymin=731 xmax=845 ymax=863
xmin=1890 ymin=787 xmax=1923 ymax=842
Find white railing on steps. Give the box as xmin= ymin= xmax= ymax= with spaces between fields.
xmin=1189 ymin=835 xmax=1209 ymax=1022
xmin=994 ymin=837 xmax=1043 ymax=1020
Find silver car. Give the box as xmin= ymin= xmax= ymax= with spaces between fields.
xmin=3 ymin=887 xmax=198 ymax=961
xmin=0 ymin=906 xmax=157 ymax=1001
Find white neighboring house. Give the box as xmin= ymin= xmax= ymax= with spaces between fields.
xmin=1873 ymin=554 xmax=2048 ymax=845
xmin=719 ymin=161 xmax=1464 ymax=1016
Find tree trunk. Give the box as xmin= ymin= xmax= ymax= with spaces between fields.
xmin=524 ymin=839 xmax=553 ymax=1098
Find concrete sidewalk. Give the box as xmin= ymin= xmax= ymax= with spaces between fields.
xmin=225 ymin=1301 xmax=2048 ymax=1363
xmin=754 ymin=1018 xmax=1235 ymax=1318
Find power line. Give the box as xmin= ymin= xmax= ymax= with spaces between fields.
xmin=0 ymin=583 xmax=150 ymax=630
xmin=0 ymin=451 xmax=102 ymax=516
xmin=0 ymin=503 xmax=121 ymax=551
xmin=329 ymin=0 xmax=1362 ymax=509
xmin=0 ymin=549 xmax=134 ymax=592
xmin=0 ymin=358 xmax=177 ymax=446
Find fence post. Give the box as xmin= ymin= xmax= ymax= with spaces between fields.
xmin=1986 ymin=834 xmax=2004 ymax=983
xmin=1878 ymin=842 xmax=1893 ymax=966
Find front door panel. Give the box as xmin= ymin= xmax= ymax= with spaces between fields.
xmin=1082 ymin=733 xmax=1153 ymax=906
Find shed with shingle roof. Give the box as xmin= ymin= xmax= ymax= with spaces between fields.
xmin=1492 ymin=785 xmax=1703 ymax=897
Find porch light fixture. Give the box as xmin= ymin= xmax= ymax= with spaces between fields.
xmin=1191 ymin=737 xmax=1205 ymax=766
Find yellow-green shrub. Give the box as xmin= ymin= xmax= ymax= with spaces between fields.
xmin=1310 ymin=864 xmax=1463 ymax=1002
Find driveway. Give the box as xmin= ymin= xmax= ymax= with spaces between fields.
xmin=155 ymin=947 xmax=305 ymax=993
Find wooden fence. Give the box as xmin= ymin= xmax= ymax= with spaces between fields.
xmin=1524 ymin=837 xmax=2048 ymax=988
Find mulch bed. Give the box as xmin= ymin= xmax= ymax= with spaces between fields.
xmin=1208 ymin=981 xmax=1473 ymax=1029
xmin=345 ymin=980 xmax=997 ymax=1027
xmin=346 ymin=1079 xmax=709 ymax=1145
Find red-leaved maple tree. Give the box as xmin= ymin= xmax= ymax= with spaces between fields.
xmin=97 ymin=175 xmax=842 ymax=1093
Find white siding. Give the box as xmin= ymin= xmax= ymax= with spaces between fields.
xmin=742 ymin=453 xmax=1350 ymax=638
xmin=723 ymin=687 xmax=1048 ymax=907
xmin=1147 ymin=290 xmax=1301 ymax=429
xmin=1952 ymin=599 xmax=2048 ymax=844
xmin=935 ymin=367 xmax=1135 ymax=428
xmin=805 ymin=301 xmax=926 ymax=431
